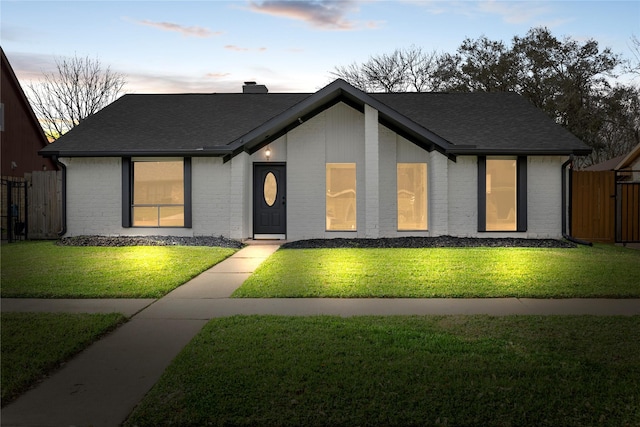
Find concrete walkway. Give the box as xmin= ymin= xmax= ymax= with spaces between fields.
xmin=1 ymin=244 xmax=278 ymax=427
xmin=2 ymin=243 xmax=639 ymax=427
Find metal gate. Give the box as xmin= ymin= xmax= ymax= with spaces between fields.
xmin=1 ymin=178 xmax=28 ymax=242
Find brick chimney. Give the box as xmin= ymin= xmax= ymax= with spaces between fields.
xmin=243 ymin=81 xmax=268 ymax=94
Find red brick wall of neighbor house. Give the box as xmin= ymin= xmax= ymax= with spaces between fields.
xmin=1 ymin=51 xmax=58 ymax=178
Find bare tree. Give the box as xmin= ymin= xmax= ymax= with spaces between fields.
xmin=400 ymin=46 xmax=439 ymax=92
xmin=27 ymin=54 xmax=126 ymax=140
xmin=625 ymin=34 xmax=640 ymax=80
xmin=332 ymin=46 xmax=439 ymax=92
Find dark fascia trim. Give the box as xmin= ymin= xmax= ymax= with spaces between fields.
xmin=477 ymin=157 xmax=487 ymax=232
xmin=184 ymin=158 xmax=192 ymax=228
xmin=516 ymin=156 xmax=527 ymax=232
xmin=40 ymin=148 xmax=232 ymax=158
xmin=122 ymin=157 xmax=132 ymax=227
xmin=448 ymin=147 xmax=592 ymax=156
xmin=239 ymin=94 xmax=456 ymax=163
xmin=242 ymin=97 xmax=346 ymax=158
xmin=224 ymin=79 xmax=454 ymax=160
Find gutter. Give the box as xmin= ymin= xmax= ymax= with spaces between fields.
xmin=53 ymin=156 xmax=67 ymax=237
xmin=561 ymin=157 xmax=592 ymax=246
xmin=448 ymin=148 xmax=593 ymax=156
xmin=40 ymin=148 xmax=231 ymax=158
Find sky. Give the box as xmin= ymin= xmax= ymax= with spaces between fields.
xmin=2 ymin=0 xmax=639 ymax=94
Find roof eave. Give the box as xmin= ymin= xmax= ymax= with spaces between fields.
xmin=447 ymin=147 xmax=593 ymax=156
xmin=39 ymin=148 xmax=233 ymax=158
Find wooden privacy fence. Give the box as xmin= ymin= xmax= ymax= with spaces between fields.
xmin=617 ymin=181 xmax=640 ymax=243
xmin=1 ymin=171 xmax=62 ymax=241
xmin=571 ymin=170 xmax=640 ymax=243
xmin=28 ymin=170 xmax=63 ymax=239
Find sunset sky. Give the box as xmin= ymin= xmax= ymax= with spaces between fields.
xmin=2 ymin=1 xmax=639 ymax=94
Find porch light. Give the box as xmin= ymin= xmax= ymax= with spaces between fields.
xmin=265 ymin=147 xmax=271 ymax=160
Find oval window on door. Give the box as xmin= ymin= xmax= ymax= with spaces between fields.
xmin=264 ymin=172 xmax=277 ymax=206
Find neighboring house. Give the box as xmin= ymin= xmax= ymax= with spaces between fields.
xmin=39 ymin=79 xmax=591 ymax=240
xmin=1 ymin=48 xmax=58 ymax=177
xmin=2 ymin=48 xmax=60 ymax=241
xmin=584 ymin=144 xmax=640 ymax=181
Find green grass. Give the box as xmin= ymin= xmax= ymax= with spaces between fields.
xmin=1 ymin=312 xmax=126 ymax=405
xmin=124 ymin=315 xmax=640 ymax=427
xmin=233 ymin=244 xmax=640 ymax=298
xmin=1 ymin=241 xmax=237 ymax=298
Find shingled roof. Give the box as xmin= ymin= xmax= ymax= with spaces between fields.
xmin=40 ymin=79 xmax=591 ymax=160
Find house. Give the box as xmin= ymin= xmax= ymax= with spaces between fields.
xmin=584 ymin=143 xmax=640 ymax=182
xmin=2 ymin=48 xmax=60 ymax=241
xmin=39 ymin=79 xmax=591 ymax=241
xmin=1 ymin=48 xmax=58 ymax=177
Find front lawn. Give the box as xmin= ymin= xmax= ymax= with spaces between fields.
xmin=125 ymin=315 xmax=640 ymax=427
xmin=1 ymin=312 xmax=126 ymax=405
xmin=233 ymin=244 xmax=640 ymax=298
xmin=1 ymin=241 xmax=237 ymax=298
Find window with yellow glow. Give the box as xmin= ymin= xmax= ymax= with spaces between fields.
xmin=132 ymin=161 xmax=184 ymax=227
xmin=397 ymin=163 xmax=427 ymax=230
xmin=485 ymin=158 xmax=517 ymax=231
xmin=326 ymin=163 xmax=356 ymax=231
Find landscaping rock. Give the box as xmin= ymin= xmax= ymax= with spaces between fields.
xmin=57 ymin=235 xmax=576 ymax=249
xmin=57 ymin=235 xmax=244 ymax=249
xmin=281 ymin=236 xmax=577 ymax=249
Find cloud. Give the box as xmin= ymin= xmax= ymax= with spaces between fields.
xmin=206 ymin=72 xmax=232 ymax=79
xmin=135 ymin=19 xmax=222 ymax=38
xmin=404 ymin=0 xmax=556 ymax=26
xmin=5 ymin=52 xmax=59 ymax=83
xmin=225 ymin=45 xmax=267 ymax=52
xmin=247 ymin=0 xmax=366 ymax=30
xmin=123 ymin=70 xmax=240 ymax=93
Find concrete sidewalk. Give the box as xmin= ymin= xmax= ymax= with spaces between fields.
xmin=1 ymin=244 xmax=279 ymax=427
xmin=2 ymin=242 xmax=640 ymax=427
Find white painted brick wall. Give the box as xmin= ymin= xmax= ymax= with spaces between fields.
xmin=63 ymin=156 xmax=234 ymax=238
xmin=526 ymin=156 xmax=564 ymax=238
xmin=229 ymin=152 xmax=249 ymax=240
xmin=63 ymin=157 xmax=123 ymax=237
xmin=428 ymin=151 xmax=450 ymax=236
xmin=446 ymin=155 xmax=565 ymax=238
xmin=287 ymin=111 xmax=327 ymax=240
xmin=192 ymin=157 xmax=231 ymax=236
xmin=447 ymin=156 xmax=477 ymax=237
xmin=378 ymin=126 xmax=397 ymax=237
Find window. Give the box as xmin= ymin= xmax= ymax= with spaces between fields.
xmin=122 ymin=158 xmax=191 ymax=228
xmin=478 ymin=156 xmax=527 ymax=232
xmin=397 ymin=163 xmax=427 ymax=230
xmin=326 ymin=163 xmax=356 ymax=231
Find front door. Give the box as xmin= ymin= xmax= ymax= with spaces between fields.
xmin=253 ymin=163 xmax=286 ymax=238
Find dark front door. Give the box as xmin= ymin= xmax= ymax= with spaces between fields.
xmin=253 ymin=163 xmax=286 ymax=237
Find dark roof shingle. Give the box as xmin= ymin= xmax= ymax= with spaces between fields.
xmin=40 ymin=79 xmax=590 ymax=158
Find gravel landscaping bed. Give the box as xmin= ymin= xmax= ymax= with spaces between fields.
xmin=281 ymin=236 xmax=577 ymax=249
xmin=57 ymin=235 xmax=576 ymax=249
xmin=57 ymin=235 xmax=244 ymax=249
